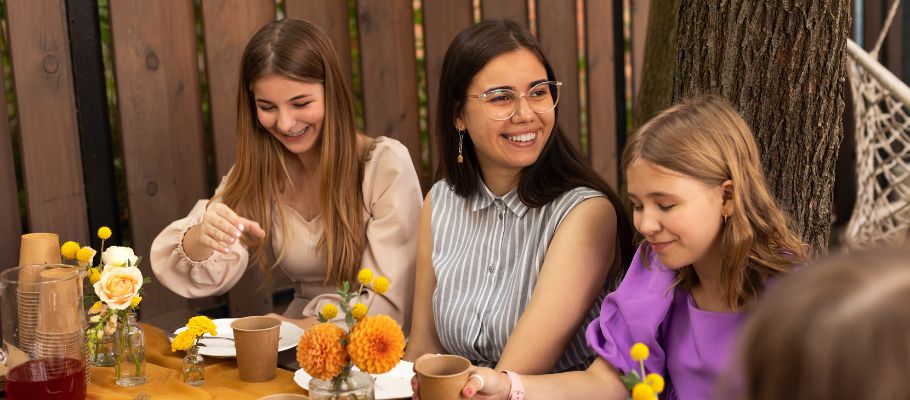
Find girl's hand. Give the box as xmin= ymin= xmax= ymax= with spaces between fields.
xmin=186 ymin=202 xmax=265 ymax=259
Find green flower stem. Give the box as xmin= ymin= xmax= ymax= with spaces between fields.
xmin=639 ymin=360 xmax=645 ymax=384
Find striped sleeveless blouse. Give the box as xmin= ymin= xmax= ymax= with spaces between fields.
xmin=430 ymin=179 xmax=608 ymax=372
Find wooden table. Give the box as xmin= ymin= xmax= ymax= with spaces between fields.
xmin=86 ymin=324 xmax=308 ymax=399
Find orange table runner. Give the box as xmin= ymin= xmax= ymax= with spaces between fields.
xmin=86 ymin=323 xmax=308 ymax=399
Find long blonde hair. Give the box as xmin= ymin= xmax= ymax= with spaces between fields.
xmin=215 ymin=19 xmax=364 ymax=286
xmin=621 ymin=95 xmax=804 ymax=309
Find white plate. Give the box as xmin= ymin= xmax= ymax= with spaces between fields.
xmin=170 ymin=318 xmax=304 ymax=358
xmin=294 ymin=360 xmax=414 ymax=399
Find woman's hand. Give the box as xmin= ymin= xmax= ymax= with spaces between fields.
xmin=184 ymin=202 xmax=266 ymax=261
xmin=409 ymin=355 xmax=510 ymax=400
xmin=461 ymin=367 xmax=511 ymax=399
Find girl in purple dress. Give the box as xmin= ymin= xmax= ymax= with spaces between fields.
xmin=456 ymin=96 xmax=806 ymax=399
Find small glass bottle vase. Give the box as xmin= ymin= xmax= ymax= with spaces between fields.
xmin=114 ymin=311 xmax=148 ymax=387
xmin=308 ymin=370 xmax=375 ymax=400
xmin=182 ymin=346 xmax=205 ymax=386
xmin=88 ymin=327 xmax=116 ymax=367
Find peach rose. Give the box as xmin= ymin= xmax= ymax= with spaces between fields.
xmin=93 ymin=265 xmax=143 ymax=310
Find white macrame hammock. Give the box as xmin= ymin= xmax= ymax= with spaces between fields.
xmin=844 ymin=0 xmax=910 ymax=247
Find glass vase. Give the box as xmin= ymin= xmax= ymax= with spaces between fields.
xmin=308 ymin=370 xmax=374 ymax=400
xmin=182 ymin=346 xmax=205 ymax=386
xmin=113 ymin=311 xmax=147 ymax=387
xmin=88 ymin=326 xmax=116 ymax=367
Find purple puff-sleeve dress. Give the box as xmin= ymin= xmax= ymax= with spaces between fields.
xmin=585 ymin=245 xmax=746 ymax=400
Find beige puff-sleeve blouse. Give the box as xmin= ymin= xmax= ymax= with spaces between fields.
xmin=150 ymin=137 xmax=422 ymax=332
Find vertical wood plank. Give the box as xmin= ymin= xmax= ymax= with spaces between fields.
xmin=200 ymin=0 xmax=276 ymax=317
xmin=537 ymin=0 xmax=581 ymax=151
xmin=109 ymin=0 xmax=206 ymax=318
xmin=356 ymin=0 xmax=422 ymax=181
xmin=423 ymin=0 xmax=473 ymax=180
xmin=585 ymin=0 xmax=622 ymax=189
xmin=0 ymin=58 xmax=21 ymax=270
xmin=482 ymin=0 xmax=529 ymax=27
xmin=631 ymin=0 xmax=649 ymax=104
xmin=5 ymin=0 xmax=89 ymax=245
xmin=201 ymin=0 xmax=274 ymax=177
xmin=285 ymin=0 xmax=354 ymax=89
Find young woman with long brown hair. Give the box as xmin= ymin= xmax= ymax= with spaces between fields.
xmin=150 ymin=19 xmax=422 ymax=330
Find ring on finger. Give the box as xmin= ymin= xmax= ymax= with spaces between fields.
xmin=468 ymin=374 xmax=484 ymax=390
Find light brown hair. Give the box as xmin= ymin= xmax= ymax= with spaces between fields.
xmin=214 ymin=19 xmax=364 ymax=286
xmin=737 ymin=247 xmax=910 ymax=400
xmin=621 ymin=95 xmax=805 ymax=308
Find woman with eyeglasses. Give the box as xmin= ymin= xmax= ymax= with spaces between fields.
xmin=403 ymin=20 xmax=633 ymax=375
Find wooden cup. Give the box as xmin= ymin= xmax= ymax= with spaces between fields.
xmin=415 ymin=354 xmax=472 ymax=400
xmin=231 ymin=316 xmax=281 ymax=382
xmin=36 ymin=268 xmax=82 ymax=335
xmin=18 ymin=233 xmax=62 ymax=266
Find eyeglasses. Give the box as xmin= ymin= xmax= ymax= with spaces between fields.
xmin=466 ymin=81 xmax=563 ymax=121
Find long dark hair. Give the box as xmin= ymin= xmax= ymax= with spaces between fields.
xmin=435 ymin=19 xmax=633 ymax=277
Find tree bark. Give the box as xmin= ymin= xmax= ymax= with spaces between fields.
xmin=635 ymin=0 xmax=678 ymax=128
xmin=674 ymin=0 xmax=851 ymax=251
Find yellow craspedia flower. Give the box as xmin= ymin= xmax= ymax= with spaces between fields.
xmin=351 ymin=303 xmax=368 ymax=321
xmin=645 ymin=372 xmax=665 ymax=393
xmin=130 ymin=296 xmax=142 ymax=308
xmin=320 ymin=303 xmax=338 ymax=320
xmin=632 ymin=383 xmax=655 ymax=400
xmin=61 ymin=241 xmax=80 ymax=260
xmin=357 ymin=268 xmax=374 ymax=286
xmin=187 ymin=316 xmax=217 ymax=336
xmin=171 ymin=330 xmax=197 ymax=352
xmin=297 ymin=323 xmax=348 ymax=381
xmin=89 ymin=267 xmax=101 ymax=285
xmin=76 ymin=246 xmax=95 ymax=265
xmin=97 ymin=226 xmax=112 ymax=240
xmin=347 ymin=315 xmax=405 ymax=374
xmin=372 ymin=276 xmax=390 ymax=294
xmin=630 ymin=342 xmax=649 ymax=362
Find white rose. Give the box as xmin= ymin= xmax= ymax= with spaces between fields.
xmin=101 ymin=246 xmax=139 ymax=267
xmin=93 ymin=265 xmax=143 ymax=310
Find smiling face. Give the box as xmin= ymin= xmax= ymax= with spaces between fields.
xmin=456 ymin=48 xmax=555 ymax=180
xmin=252 ymin=74 xmax=325 ymax=155
xmin=626 ymin=159 xmax=731 ymax=270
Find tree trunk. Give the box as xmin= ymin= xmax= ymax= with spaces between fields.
xmin=674 ymin=1 xmax=851 ymax=251
xmin=635 ymin=0 xmax=678 ymax=128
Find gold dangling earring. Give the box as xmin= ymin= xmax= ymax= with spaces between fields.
xmin=457 ymin=129 xmax=464 ymax=164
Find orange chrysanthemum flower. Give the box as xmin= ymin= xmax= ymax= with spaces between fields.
xmin=347 ymin=315 xmax=405 ymax=374
xmin=297 ymin=323 xmax=348 ymax=381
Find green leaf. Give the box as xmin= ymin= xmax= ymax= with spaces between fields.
xmin=619 ymin=371 xmax=643 ymax=391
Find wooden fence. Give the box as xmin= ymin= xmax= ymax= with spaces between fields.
xmin=0 ymin=0 xmax=627 ymax=321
